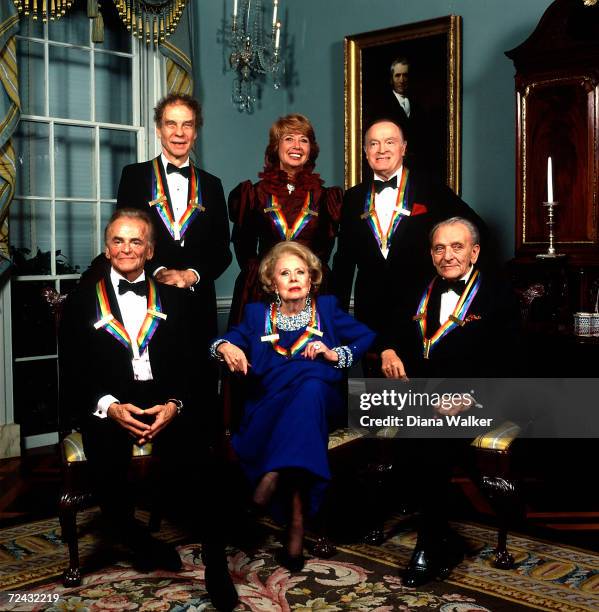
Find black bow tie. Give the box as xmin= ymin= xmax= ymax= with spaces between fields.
xmin=437 ymin=278 xmax=466 ymax=295
xmin=374 ymin=175 xmax=397 ymax=193
xmin=118 ymin=279 xmax=147 ymax=297
xmin=166 ymin=162 xmax=190 ymax=179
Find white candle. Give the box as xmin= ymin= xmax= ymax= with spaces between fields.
xmin=275 ymin=22 xmax=281 ymax=49
xmin=272 ymin=0 xmax=278 ymax=27
xmin=233 ymin=0 xmax=238 ymax=18
xmin=547 ymin=156 xmax=554 ymax=202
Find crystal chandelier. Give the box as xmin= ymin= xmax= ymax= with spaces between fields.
xmin=225 ymin=0 xmax=283 ymax=113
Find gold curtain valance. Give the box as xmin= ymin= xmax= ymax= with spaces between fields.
xmin=113 ymin=0 xmax=188 ymax=45
xmin=12 ymin=0 xmax=189 ymax=46
xmin=12 ymin=1 xmax=75 ymax=22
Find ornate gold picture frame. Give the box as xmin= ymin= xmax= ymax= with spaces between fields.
xmin=344 ymin=15 xmax=462 ymax=193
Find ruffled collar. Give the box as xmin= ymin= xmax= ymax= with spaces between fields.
xmin=258 ymin=167 xmax=323 ymax=197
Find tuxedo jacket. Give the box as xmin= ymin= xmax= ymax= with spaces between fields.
xmin=59 ymin=273 xmax=194 ymax=423
xmin=116 ymin=158 xmax=232 ymax=344
xmin=331 ymin=171 xmax=485 ymax=335
xmin=381 ymin=270 xmax=520 ymax=378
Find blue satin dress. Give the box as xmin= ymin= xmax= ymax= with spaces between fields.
xmin=218 ymin=295 xmax=375 ymax=514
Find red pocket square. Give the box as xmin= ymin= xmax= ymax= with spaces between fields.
xmin=411 ymin=203 xmax=428 ymax=215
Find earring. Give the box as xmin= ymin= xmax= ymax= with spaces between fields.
xmin=275 ymin=288 xmax=282 ymax=307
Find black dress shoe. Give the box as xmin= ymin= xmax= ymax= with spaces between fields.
xmin=204 ymin=561 xmax=239 ymax=612
xmin=402 ymin=548 xmax=440 ymax=587
xmin=275 ymin=548 xmax=306 ymax=572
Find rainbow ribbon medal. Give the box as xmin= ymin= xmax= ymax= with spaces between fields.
xmin=148 ymin=159 xmax=204 ymax=241
xmin=263 ymin=299 xmax=323 ymax=358
xmin=94 ymin=277 xmax=166 ymax=356
xmin=263 ymin=192 xmax=318 ymax=241
xmin=361 ymin=167 xmax=410 ymax=251
xmin=413 ymin=269 xmax=481 ymax=359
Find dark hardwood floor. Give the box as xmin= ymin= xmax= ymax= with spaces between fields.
xmin=0 ymin=445 xmax=61 ymax=528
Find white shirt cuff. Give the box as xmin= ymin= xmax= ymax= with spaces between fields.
xmin=153 ymin=266 xmax=166 ymax=276
xmin=95 ymin=394 xmax=119 ymax=419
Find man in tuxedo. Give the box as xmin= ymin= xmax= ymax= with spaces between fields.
xmin=331 ymin=118 xmax=484 ymax=343
xmin=115 ymin=93 xmax=231 ymax=436
xmin=59 ymin=209 xmax=238 ymax=611
xmin=379 ymin=217 xmax=519 ymax=586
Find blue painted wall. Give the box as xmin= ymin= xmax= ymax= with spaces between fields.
xmin=192 ymin=0 xmax=553 ymax=301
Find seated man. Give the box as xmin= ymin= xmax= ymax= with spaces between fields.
xmin=59 ymin=208 xmax=238 ymax=611
xmin=380 ymin=216 xmax=519 ymax=586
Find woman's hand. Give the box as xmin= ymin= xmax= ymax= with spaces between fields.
xmin=218 ymin=342 xmax=250 ymax=374
xmin=302 ymin=340 xmax=338 ymax=363
xmin=381 ymin=349 xmax=408 ymax=379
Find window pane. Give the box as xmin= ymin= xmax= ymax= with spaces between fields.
xmin=9 ymin=199 xmax=52 ymax=273
xmin=17 ymin=38 xmax=45 ymax=116
xmin=11 ymin=281 xmax=58 ymax=359
xmin=14 ymin=121 xmax=50 ymax=198
xmin=19 ymin=16 xmax=43 ymax=38
xmin=101 ymin=201 xmax=117 ymax=234
xmin=54 ymin=124 xmax=95 ymax=198
xmin=100 ymin=129 xmax=136 ymax=199
xmin=13 ymin=359 xmax=59 ymax=436
xmin=48 ymin=2 xmax=89 ymax=46
xmin=101 ymin=1 xmax=132 ymax=53
xmin=95 ymin=53 xmax=132 ymax=124
xmin=49 ymin=46 xmax=91 ymax=120
xmin=56 ymin=200 xmax=94 ymax=273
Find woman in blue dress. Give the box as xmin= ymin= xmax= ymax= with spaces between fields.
xmin=212 ymin=241 xmax=375 ymax=570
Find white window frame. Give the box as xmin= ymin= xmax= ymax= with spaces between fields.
xmin=1 ymin=16 xmax=166 ymax=450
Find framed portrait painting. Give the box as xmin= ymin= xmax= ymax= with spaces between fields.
xmin=344 ymin=15 xmax=462 ymax=193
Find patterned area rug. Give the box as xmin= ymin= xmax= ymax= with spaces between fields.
xmin=0 ymin=509 xmax=598 ymax=611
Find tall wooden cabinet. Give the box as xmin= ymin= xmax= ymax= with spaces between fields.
xmin=506 ymin=0 xmax=599 ymax=336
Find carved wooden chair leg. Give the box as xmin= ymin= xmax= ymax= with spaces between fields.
xmin=59 ymin=493 xmax=82 ymax=587
xmin=480 ymin=475 xmax=518 ymax=569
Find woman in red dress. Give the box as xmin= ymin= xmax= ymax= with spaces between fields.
xmin=228 ymin=114 xmax=342 ymax=325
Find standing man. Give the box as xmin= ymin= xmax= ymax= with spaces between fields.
xmin=379 ymin=217 xmax=519 ymax=587
xmin=116 ymin=93 xmax=232 ymax=435
xmin=332 ymin=118 xmax=484 ymax=343
xmin=59 ymin=209 xmax=238 ymax=611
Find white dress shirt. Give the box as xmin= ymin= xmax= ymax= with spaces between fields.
xmin=374 ymin=166 xmax=403 ymax=259
xmin=393 ymin=91 xmax=411 ymax=117
xmin=94 ymin=268 xmax=153 ymax=418
xmin=439 ymin=266 xmax=474 ymax=326
xmin=161 ymin=152 xmax=189 ymax=241
xmin=154 ymin=153 xmax=199 ymax=284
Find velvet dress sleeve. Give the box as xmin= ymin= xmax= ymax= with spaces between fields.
xmin=228 ymin=180 xmax=260 ymax=269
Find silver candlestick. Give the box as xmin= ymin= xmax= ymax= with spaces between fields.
xmin=536 ymin=201 xmax=565 ymax=259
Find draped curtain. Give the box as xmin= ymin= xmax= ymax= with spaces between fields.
xmin=0 ymin=0 xmax=19 ymax=272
